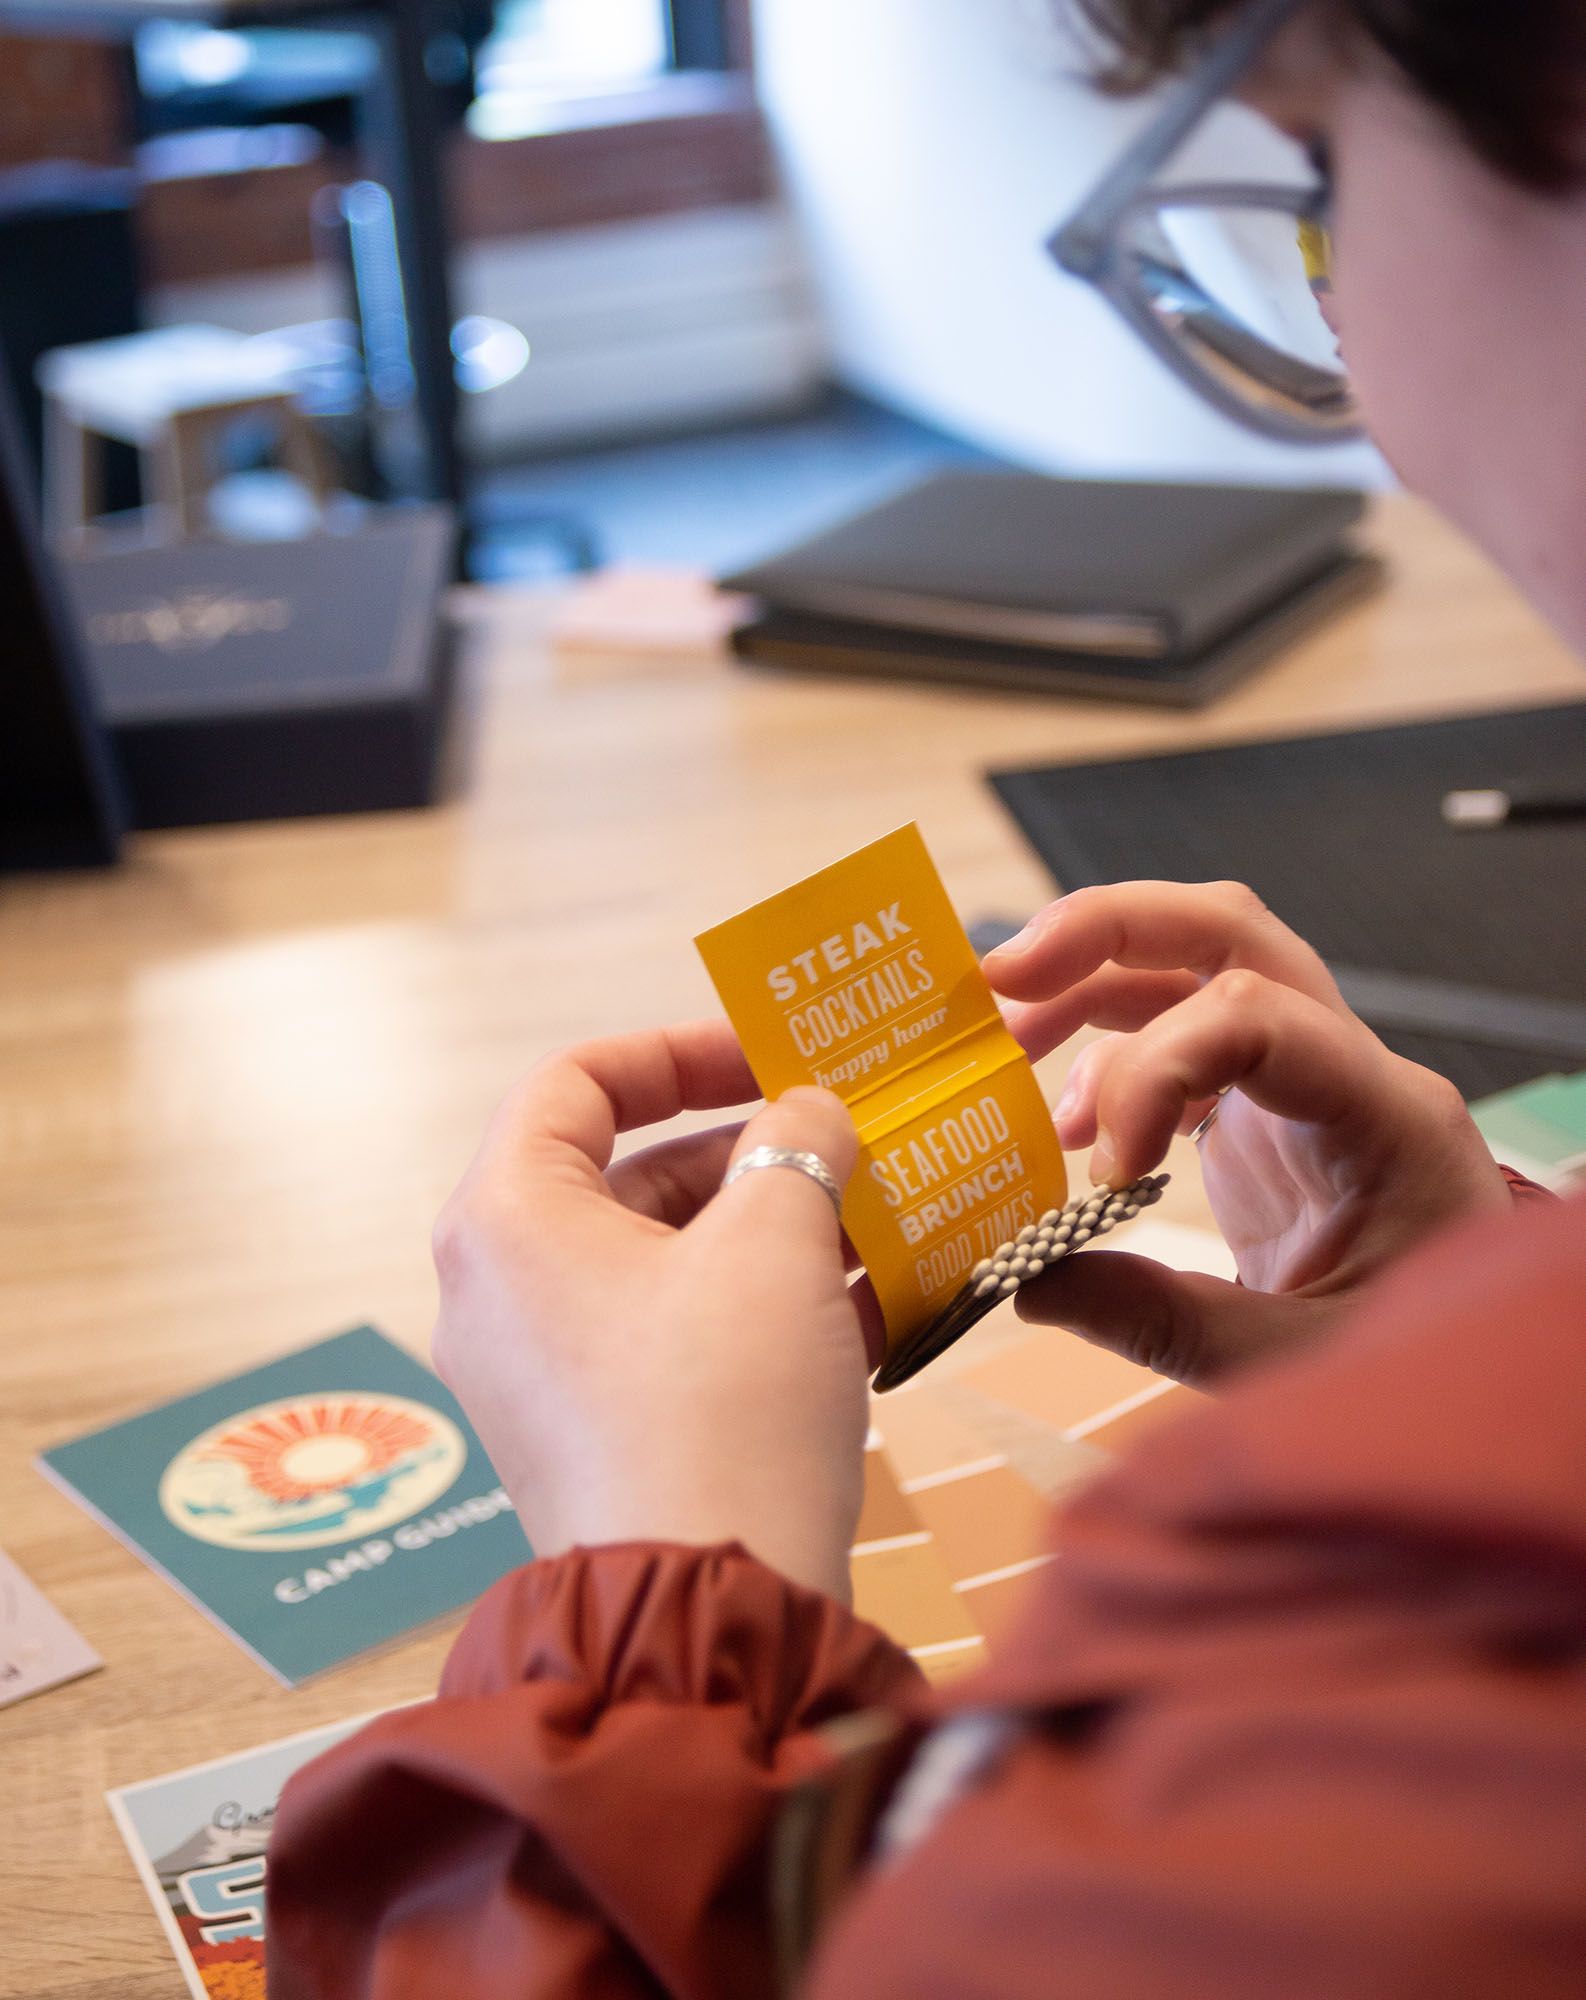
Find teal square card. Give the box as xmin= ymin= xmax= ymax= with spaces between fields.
xmin=40 ymin=1326 xmax=532 ymax=1684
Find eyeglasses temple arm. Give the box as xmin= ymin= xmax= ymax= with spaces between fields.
xmin=1050 ymin=0 xmax=1312 ymax=276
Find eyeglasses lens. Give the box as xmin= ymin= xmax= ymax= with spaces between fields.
xmin=1118 ymin=195 xmax=1356 ymax=432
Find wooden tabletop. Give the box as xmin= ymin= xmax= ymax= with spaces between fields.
xmin=3 ymin=495 xmax=1583 ymax=1998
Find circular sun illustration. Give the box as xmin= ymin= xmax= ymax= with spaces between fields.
xmin=159 ymin=1393 xmax=467 ymax=1551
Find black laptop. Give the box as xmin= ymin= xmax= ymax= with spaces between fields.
xmin=0 ymin=371 xmax=124 ymax=869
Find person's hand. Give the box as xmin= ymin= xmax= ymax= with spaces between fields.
xmin=983 ymin=882 xmax=1511 ymax=1384
xmin=430 ymin=1019 xmax=875 ymax=1603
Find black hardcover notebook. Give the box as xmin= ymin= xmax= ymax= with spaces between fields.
xmin=725 ymin=470 xmax=1366 ymax=655
xmin=732 ymin=551 xmax=1382 ymax=710
xmin=990 ymin=702 xmax=1586 ymax=1099
xmin=724 ymin=470 xmax=1372 ymax=708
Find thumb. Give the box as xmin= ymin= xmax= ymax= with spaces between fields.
xmin=709 ymin=1086 xmax=858 ymax=1249
xmin=1014 ymin=1251 xmax=1342 ymax=1387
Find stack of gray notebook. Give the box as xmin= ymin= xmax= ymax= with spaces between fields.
xmin=724 ymin=469 xmax=1378 ymax=708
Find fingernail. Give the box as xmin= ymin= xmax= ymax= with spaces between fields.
xmin=1089 ymin=1129 xmax=1119 ymax=1187
xmin=1053 ymin=1076 xmax=1082 ymax=1123
xmin=779 ymin=1084 xmax=844 ymax=1112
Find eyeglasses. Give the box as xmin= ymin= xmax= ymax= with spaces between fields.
xmin=1050 ymin=0 xmax=1361 ymax=445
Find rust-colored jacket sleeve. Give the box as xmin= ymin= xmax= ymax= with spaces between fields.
xmin=266 ymin=1542 xmax=923 ymax=2000
xmin=815 ymin=1185 xmax=1586 ymax=1998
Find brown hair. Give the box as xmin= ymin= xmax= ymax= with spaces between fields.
xmin=1076 ymin=0 xmax=1586 ymax=192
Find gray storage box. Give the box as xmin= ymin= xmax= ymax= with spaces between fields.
xmin=68 ymin=506 xmax=457 ymax=828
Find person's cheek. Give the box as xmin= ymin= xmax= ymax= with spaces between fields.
xmin=1325 ymin=86 xmax=1472 ymax=498
xmin=1324 ymin=69 xmax=1586 ymax=653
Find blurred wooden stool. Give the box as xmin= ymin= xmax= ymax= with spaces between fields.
xmin=37 ymin=324 xmax=331 ymax=543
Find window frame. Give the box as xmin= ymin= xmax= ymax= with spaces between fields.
xmin=669 ymin=0 xmax=734 ymax=70
xmin=11 ymin=0 xmax=767 ymax=284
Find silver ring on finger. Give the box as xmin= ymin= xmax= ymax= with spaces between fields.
xmin=722 ymin=1145 xmax=844 ymax=1215
xmin=1189 ymin=1087 xmax=1233 ymax=1146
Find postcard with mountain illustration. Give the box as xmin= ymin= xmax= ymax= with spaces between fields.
xmin=108 ymin=1708 xmax=387 ymax=1999
xmin=39 ymin=1325 xmax=531 ymax=1684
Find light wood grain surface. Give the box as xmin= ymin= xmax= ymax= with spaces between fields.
xmin=3 ymin=496 xmax=1582 ymax=1998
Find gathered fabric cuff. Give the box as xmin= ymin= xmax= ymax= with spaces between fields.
xmin=266 ymin=1543 xmax=924 ymax=2000
xmin=440 ymin=1539 xmax=926 ymax=1737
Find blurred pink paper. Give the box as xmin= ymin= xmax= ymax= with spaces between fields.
xmin=549 ymin=566 xmax=754 ymax=655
